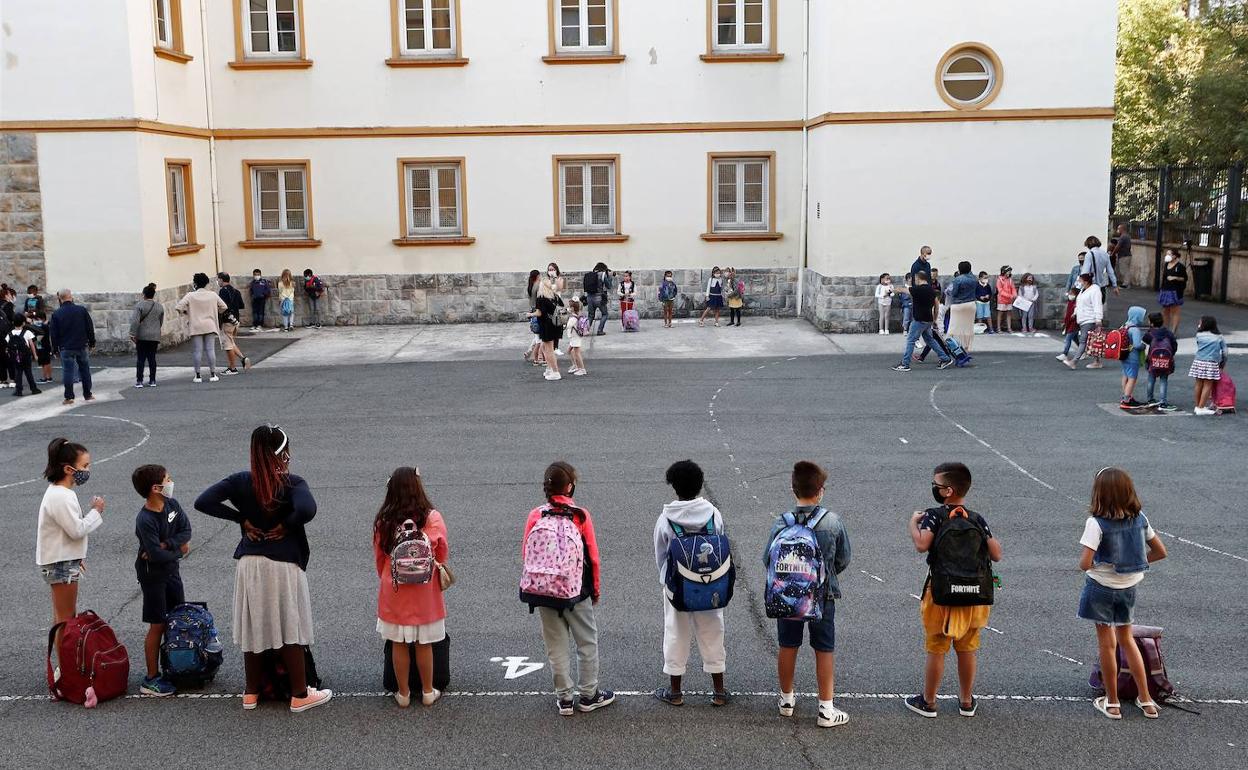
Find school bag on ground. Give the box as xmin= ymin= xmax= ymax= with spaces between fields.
xmin=382 ymin=635 xmax=451 ymax=693
xmin=1148 ymin=335 xmax=1175 ymax=374
xmin=258 ymin=646 xmax=321 ymax=702
xmin=160 ymin=602 xmax=224 ymax=687
xmin=1089 ymin=625 xmax=1184 ymax=707
xmin=622 ymin=308 xmax=640 ymax=332
xmin=664 ymin=517 xmax=735 ymax=612
xmin=46 ymin=610 xmax=129 ymax=707
xmin=1214 ymin=370 xmax=1236 ymax=414
xmin=390 ymin=519 xmax=435 ymax=587
xmin=519 ymin=505 xmax=585 ymax=611
xmin=927 ymin=505 xmax=994 ymax=606
xmin=943 ymin=334 xmax=973 ymax=368
xmin=764 ymin=508 xmax=829 ymax=621
xmin=1102 ymin=326 xmax=1131 ymax=361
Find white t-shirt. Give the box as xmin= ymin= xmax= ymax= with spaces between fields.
xmin=565 ymin=316 xmax=583 ymax=348
xmin=1079 ymin=515 xmax=1154 ymax=589
xmin=875 ymin=284 xmax=894 ymax=303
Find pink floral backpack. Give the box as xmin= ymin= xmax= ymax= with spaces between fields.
xmin=519 ymin=506 xmax=584 ymax=611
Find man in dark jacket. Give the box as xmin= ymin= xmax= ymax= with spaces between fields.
xmin=49 ymin=288 xmax=96 ymax=404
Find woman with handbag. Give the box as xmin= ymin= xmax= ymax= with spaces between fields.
xmin=194 ymin=426 xmax=332 ymax=713
xmin=128 ymin=283 xmax=164 ymax=387
xmin=373 ymin=467 xmax=451 ymax=708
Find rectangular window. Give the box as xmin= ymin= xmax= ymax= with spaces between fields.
xmin=557 ymin=0 xmax=612 ymax=52
xmin=244 ymin=0 xmax=300 ymax=57
xmin=713 ymin=158 xmax=769 ymax=231
xmin=401 ymin=0 xmax=456 ymax=55
xmin=164 ymin=160 xmax=201 ymax=253
xmin=713 ymin=0 xmax=769 ymax=51
xmin=559 ymin=159 xmax=616 ymax=234
xmin=155 ymin=0 xmax=171 ymax=46
xmin=405 ymin=162 xmax=462 ymax=236
xmin=251 ymin=165 xmax=308 ymax=237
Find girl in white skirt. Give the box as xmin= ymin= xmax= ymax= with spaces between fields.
xmin=373 ymin=467 xmax=449 ymax=708
xmin=195 ymin=425 xmax=331 ymax=713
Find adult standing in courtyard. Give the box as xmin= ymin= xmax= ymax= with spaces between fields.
xmin=1083 ymin=236 xmax=1119 ymax=304
xmin=175 ymin=273 xmax=227 ymax=384
xmin=528 ymin=275 xmax=565 ymax=381
xmin=1158 ymin=249 xmax=1188 ymax=333
xmin=583 ymin=262 xmax=613 ymax=336
xmin=893 ymin=272 xmax=952 ymax=372
xmin=946 ymin=261 xmax=979 ymax=352
xmin=217 ymin=272 xmax=249 ymax=375
xmin=128 ymin=283 xmax=164 ymax=388
xmin=194 ymin=425 xmax=332 ymax=713
xmin=1109 ymin=223 xmax=1133 ymax=288
xmin=49 ymin=288 xmax=96 ymax=405
xmin=909 ymin=246 xmax=933 ymax=286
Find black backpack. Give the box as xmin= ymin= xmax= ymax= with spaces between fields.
xmin=927 ymin=505 xmax=994 ymax=606
xmin=8 ymin=329 xmax=29 ymax=361
xmin=583 ymin=270 xmax=601 ymax=297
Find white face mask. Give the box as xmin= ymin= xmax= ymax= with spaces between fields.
xmin=547 ymin=270 xmax=557 ymax=278
xmin=160 ymin=480 xmax=175 ymax=498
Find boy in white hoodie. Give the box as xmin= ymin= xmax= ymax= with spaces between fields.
xmin=653 ymin=460 xmax=728 ymax=707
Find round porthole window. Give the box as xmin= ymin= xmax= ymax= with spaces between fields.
xmin=936 ymin=44 xmax=1002 ymax=110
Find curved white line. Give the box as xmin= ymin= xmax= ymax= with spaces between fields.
xmin=0 ymin=414 xmax=151 ymax=491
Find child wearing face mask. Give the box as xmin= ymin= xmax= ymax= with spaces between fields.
xmin=995 ymin=267 xmax=1016 ymax=335
xmin=131 ymin=464 xmax=192 ymax=697
xmin=1056 ymin=286 xmax=1081 ymax=362
xmin=875 ymin=274 xmax=894 ymax=334
xmin=1017 ymin=274 xmax=1040 ymax=335
xmin=699 ymin=268 xmax=725 ymax=327
xmin=974 ymin=272 xmax=993 ymax=333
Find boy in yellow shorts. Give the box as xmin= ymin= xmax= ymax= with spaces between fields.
xmin=905 ymin=462 xmax=1003 ymax=718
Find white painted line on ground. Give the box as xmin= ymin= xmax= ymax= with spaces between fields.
xmin=1155 ymin=530 xmax=1248 ymax=564
xmin=909 ymin=594 xmax=921 ymax=600
xmin=1040 ymin=649 xmax=1085 ymax=666
xmin=0 ymin=414 xmax=152 ymax=491
xmin=984 ymin=626 xmax=1004 ymax=635
xmin=899 ymin=437 xmax=909 ymax=444
xmin=859 ymin=569 xmax=885 ymax=583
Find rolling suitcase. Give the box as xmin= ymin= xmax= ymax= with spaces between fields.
xmin=383 ymin=634 xmax=451 ymax=693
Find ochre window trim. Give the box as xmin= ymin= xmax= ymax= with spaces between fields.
xmin=154 ymin=0 xmax=193 ymax=63
xmin=702 ymin=151 xmax=781 ymax=241
xmin=240 ymin=159 xmax=322 ymax=248
xmin=548 ymin=154 xmax=628 ymax=243
xmin=543 ymin=0 xmax=625 ymax=65
xmin=230 ymin=0 xmax=313 ymax=70
xmin=387 ymin=0 xmax=468 ymax=67
xmin=701 ymin=0 xmax=782 ymax=62
xmin=393 ymin=157 xmax=476 ymax=246
xmin=164 ymin=159 xmax=204 ymax=255
xmin=935 ymin=42 xmax=1004 ymax=111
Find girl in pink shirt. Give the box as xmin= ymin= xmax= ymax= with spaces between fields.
xmin=374 ymin=467 xmax=448 ymax=708
xmin=995 ymin=267 xmax=1017 ymax=335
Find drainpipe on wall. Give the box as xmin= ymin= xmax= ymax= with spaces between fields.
xmin=795 ymin=0 xmax=810 ymax=317
xmin=199 ymin=0 xmax=223 ymax=275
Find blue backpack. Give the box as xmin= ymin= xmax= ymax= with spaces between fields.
xmin=664 ymin=517 xmax=735 ymax=612
xmin=764 ymin=508 xmax=829 ymax=621
xmin=161 ymin=602 xmax=224 ymax=686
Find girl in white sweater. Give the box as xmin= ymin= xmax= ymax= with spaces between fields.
xmin=37 ymin=438 xmax=105 ymax=667
xmin=874 ymin=273 xmax=895 ymax=334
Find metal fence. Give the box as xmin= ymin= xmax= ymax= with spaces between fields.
xmin=1109 ymin=162 xmax=1246 ymax=301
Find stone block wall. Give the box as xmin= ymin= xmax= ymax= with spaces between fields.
xmin=0 ymin=133 xmax=47 ymax=291
xmin=801 ymin=268 xmax=1073 ymax=333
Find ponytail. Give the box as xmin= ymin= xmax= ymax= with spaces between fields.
xmin=542 ymin=461 xmax=578 ymax=501
xmin=45 ymin=437 xmax=86 ymax=482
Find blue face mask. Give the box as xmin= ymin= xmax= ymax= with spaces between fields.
xmin=71 ymin=468 xmax=90 ymax=486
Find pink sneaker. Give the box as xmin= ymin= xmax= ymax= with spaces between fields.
xmin=242 ymin=693 xmax=259 ymax=711
xmin=290 ymin=687 xmax=333 ymax=713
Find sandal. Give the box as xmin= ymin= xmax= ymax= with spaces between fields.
xmin=653 ymin=687 xmax=683 ymax=706
xmin=711 ymin=690 xmax=729 ymax=707
xmin=1135 ymin=697 xmax=1160 ymax=719
xmin=1094 ymin=696 xmax=1122 ymax=720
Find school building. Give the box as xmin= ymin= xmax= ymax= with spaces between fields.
xmin=0 ymin=0 xmax=1117 ymax=346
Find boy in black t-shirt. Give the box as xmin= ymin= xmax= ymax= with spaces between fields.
xmin=893 ymin=272 xmax=952 ymax=371
xmin=132 ymin=464 xmax=192 ymax=697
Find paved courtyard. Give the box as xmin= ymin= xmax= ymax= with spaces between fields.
xmin=0 ymin=310 xmax=1245 ymax=769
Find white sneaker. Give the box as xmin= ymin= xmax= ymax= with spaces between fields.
xmin=192 ymin=375 xmax=203 ymax=384
xmin=1194 ymin=407 xmax=1215 ymax=416
xmin=543 ymin=370 xmax=562 ymax=381
xmin=421 ymin=688 xmax=442 ymax=706
xmin=778 ymin=692 xmax=796 ymax=718
xmin=572 ymin=369 xmax=587 ymax=376
xmin=1055 ymin=353 xmax=1067 ymax=361
xmin=209 ymin=374 xmax=220 ymax=383
xmin=817 ymin=704 xmax=850 ymax=728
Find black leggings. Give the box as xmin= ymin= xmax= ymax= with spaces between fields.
xmin=135 ymin=340 xmax=158 ymax=383
xmin=729 ymin=308 xmax=742 ymax=325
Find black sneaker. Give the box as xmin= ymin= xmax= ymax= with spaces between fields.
xmin=1158 ymin=402 xmax=1178 ymax=412
xmin=557 ymin=698 xmax=575 ymax=716
xmin=577 ymin=689 xmax=615 ymax=712
xmin=891 ymin=364 xmax=911 ymax=372
xmin=959 ymin=697 xmax=978 ymax=717
xmin=1144 ymin=399 xmax=1161 ymax=409
xmin=937 ymin=359 xmax=954 ymax=370
xmin=905 ymin=694 xmax=937 ymax=718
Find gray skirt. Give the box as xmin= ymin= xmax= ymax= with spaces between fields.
xmin=232 ymin=555 xmax=315 ymax=653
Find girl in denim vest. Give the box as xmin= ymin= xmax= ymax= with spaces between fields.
xmin=1077 ymin=468 xmax=1167 ymax=720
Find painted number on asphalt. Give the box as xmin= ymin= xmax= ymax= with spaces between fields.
xmin=490 ymin=656 xmax=545 ymax=680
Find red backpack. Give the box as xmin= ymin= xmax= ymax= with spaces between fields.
xmin=1102 ymin=326 xmax=1131 ymax=361
xmin=46 ymin=611 xmax=129 ymax=707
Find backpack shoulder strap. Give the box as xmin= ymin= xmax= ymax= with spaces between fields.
xmin=669 ymin=521 xmax=686 ymax=538
xmin=947 ymin=505 xmax=968 ymax=520
xmin=781 ymin=511 xmax=796 ymax=528
xmin=806 ymin=506 xmax=828 ymax=530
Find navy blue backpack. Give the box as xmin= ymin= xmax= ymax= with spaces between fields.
xmin=664 ymin=517 xmax=735 ymax=612
xmin=161 ymin=602 xmax=224 ymax=686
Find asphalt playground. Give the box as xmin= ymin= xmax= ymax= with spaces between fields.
xmin=0 ymin=307 xmax=1245 ymax=769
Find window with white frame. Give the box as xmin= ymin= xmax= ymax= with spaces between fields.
xmin=167 ymin=164 xmax=189 ymax=245
xmin=559 ymin=160 xmax=616 ymax=234
xmin=714 ymin=0 xmax=768 ymax=51
xmin=713 ymin=157 xmax=769 ymax=232
xmin=244 ymin=0 xmax=300 ymax=57
xmin=557 ymin=0 xmax=612 ymax=52
xmin=404 ymin=163 xmax=462 ymax=237
xmin=401 ymin=0 xmax=456 ymax=56
xmin=252 ymin=166 xmax=308 ymax=237
xmin=939 ymin=49 xmax=996 ymax=105
xmin=154 ymin=0 xmax=172 ymax=47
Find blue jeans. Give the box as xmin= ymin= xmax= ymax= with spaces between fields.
xmin=902 ymin=321 xmax=949 ymax=366
xmin=251 ymin=303 xmax=265 ymax=327
xmin=1062 ymin=330 xmax=1079 ymax=356
xmin=901 ymin=304 xmax=913 ymax=332
xmin=587 ymin=294 xmax=609 ymax=334
xmin=307 ymin=296 xmax=321 ymax=326
xmin=1147 ymin=371 xmax=1169 ymax=403
xmin=60 ymin=348 xmax=92 ymax=400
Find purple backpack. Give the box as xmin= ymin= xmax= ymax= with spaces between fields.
xmin=519 ymin=507 xmax=584 ymax=611
xmin=390 ymin=520 xmax=435 ymax=588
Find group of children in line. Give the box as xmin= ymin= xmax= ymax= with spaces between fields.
xmin=34 ymin=434 xmax=1170 ymax=724
xmin=876 ymin=267 xmax=1044 ymax=336
xmin=1 ymin=283 xmax=56 ymax=395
